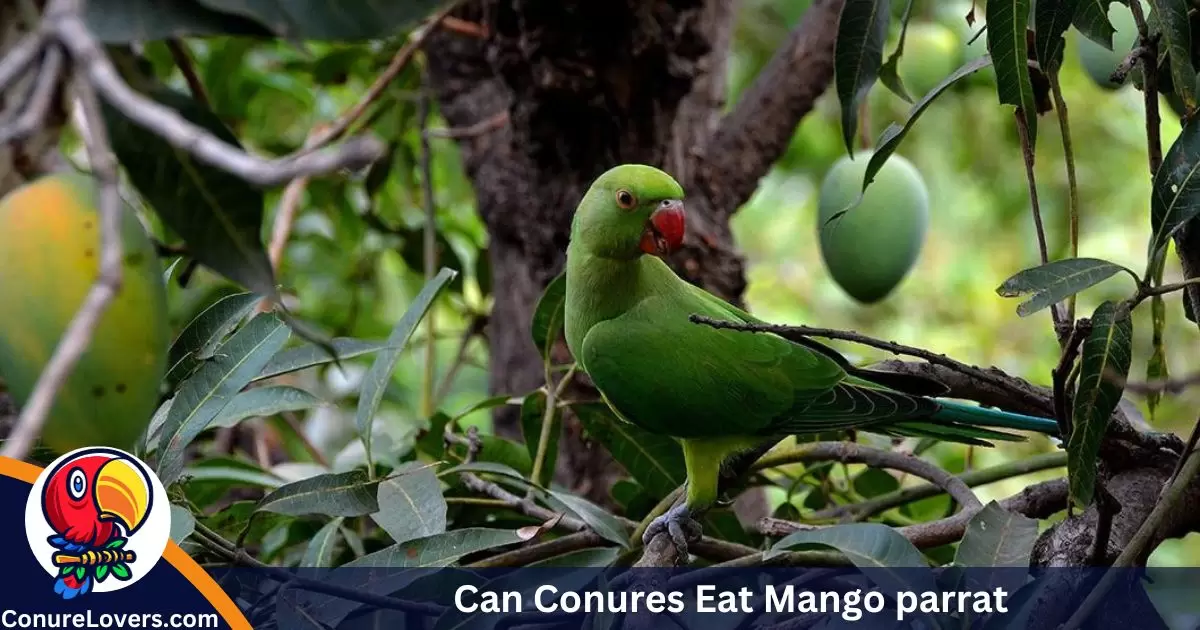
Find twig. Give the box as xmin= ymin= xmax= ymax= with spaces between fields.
xmin=466 ymin=531 xmax=605 ymax=568
xmin=44 ymin=8 xmax=382 ymax=186
xmin=530 ymin=365 xmax=576 ymax=488
xmin=1052 ymin=320 xmax=1089 ymax=438
xmin=1060 ymin=416 xmax=1200 ymax=630
xmin=1107 ymin=369 xmax=1200 ymax=396
xmin=424 ymin=111 xmax=509 ymax=139
xmin=0 ymin=30 xmax=43 ymax=94
xmin=1109 ymin=45 xmax=1149 ymax=86
xmin=1 ymin=75 xmax=122 ymax=461
xmin=279 ymin=411 xmax=328 ymax=468
xmin=750 ymin=442 xmax=982 ymax=512
xmin=759 ymin=478 xmax=1068 ymax=550
xmin=164 ymin=39 xmax=208 ymax=107
xmin=807 ymin=450 xmax=1067 ymax=522
xmin=1049 ymin=69 xmax=1080 ymax=321
xmin=440 ymin=16 xmax=489 ymax=39
xmin=0 ymin=44 xmax=62 ymax=144
xmin=1013 ymin=108 xmax=1064 ymax=338
xmin=419 ymin=93 xmax=437 ymax=420
xmin=1128 ymin=0 xmax=1163 ymax=174
xmin=689 ymin=315 xmax=1035 ymax=404
xmin=1090 ymin=483 xmax=1121 ymax=564
xmin=433 ymin=316 xmax=485 ymax=407
xmin=301 ymin=2 xmax=461 ymax=153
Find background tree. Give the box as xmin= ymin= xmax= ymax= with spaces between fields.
xmin=3 ymin=0 xmax=1200 ymax=627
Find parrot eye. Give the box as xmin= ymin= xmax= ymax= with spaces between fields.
xmin=615 ymin=189 xmax=637 ymax=210
xmin=67 ymin=468 xmax=87 ymax=501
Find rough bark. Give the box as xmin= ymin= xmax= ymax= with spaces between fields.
xmin=423 ymin=0 xmax=844 ymax=506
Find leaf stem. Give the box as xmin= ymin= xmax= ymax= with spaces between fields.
xmin=419 ymin=91 xmax=437 ymax=421
xmin=1049 ymin=69 xmax=1080 ymax=322
xmin=1013 ymin=108 xmax=1064 ymax=340
xmin=530 ymin=364 xmax=576 ymax=487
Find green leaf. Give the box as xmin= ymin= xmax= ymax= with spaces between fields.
xmin=106 ymin=538 xmax=127 ymax=549
xmin=864 ymin=56 xmax=993 ymax=191
xmin=165 ymin=292 xmax=260 ymax=388
xmin=301 ymin=518 xmax=344 ymax=568
xmin=572 ymin=403 xmax=685 ymax=499
xmin=767 ymin=523 xmax=935 ymax=594
xmin=1034 ymin=0 xmax=1079 ymax=68
xmin=544 ymin=489 xmax=630 ymax=548
xmin=169 ymin=504 xmax=195 ymax=544
xmin=449 ymin=435 xmax=533 ymax=476
xmin=357 ymin=268 xmax=457 ymax=465
xmin=75 ymin=566 xmax=85 ymax=580
xmin=209 ymin=386 xmax=324 ymax=429
xmin=95 ymin=565 xmax=110 ymax=582
xmin=111 ymin=563 xmax=131 ymax=580
xmin=530 ymin=272 xmax=567 ymax=361
xmin=986 ymin=0 xmax=1037 ymax=146
xmin=1069 ymin=301 xmax=1133 ymax=508
xmin=528 ymin=547 xmax=621 ymax=568
xmin=1149 ymin=0 xmax=1195 ymax=111
xmin=256 ymin=470 xmax=380 ymax=517
xmin=371 ymin=463 xmax=448 ymax=544
xmin=520 ymin=391 xmax=560 ymax=482
xmin=995 ymin=258 xmax=1135 ymax=317
xmin=853 ymin=468 xmax=900 ymax=498
xmin=439 ymin=461 xmax=526 ymax=480
xmin=877 ymin=0 xmax=916 ymax=103
xmin=157 ymin=313 xmax=291 ymax=486
xmin=954 ymin=501 xmax=1038 ymax=573
xmin=253 ymin=337 xmax=390 ymax=383
xmin=1073 ymin=0 xmax=1118 ymax=48
xmin=835 ymin=0 xmax=892 ymax=152
xmin=1150 ymin=117 xmax=1200 ymax=258
xmin=141 ymin=396 xmax=174 ymax=455
xmin=104 ymin=86 xmax=276 ymax=299
xmin=195 ymin=0 xmax=444 ymax=40
xmin=349 ymin=527 xmax=526 ymax=568
xmin=59 ymin=566 xmax=72 ymax=577
xmin=84 ymin=0 xmax=270 ymax=42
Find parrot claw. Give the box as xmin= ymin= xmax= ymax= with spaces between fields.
xmin=642 ymin=504 xmax=702 ymax=558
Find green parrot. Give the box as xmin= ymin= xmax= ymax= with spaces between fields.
xmin=563 ymin=164 xmax=1059 ymax=554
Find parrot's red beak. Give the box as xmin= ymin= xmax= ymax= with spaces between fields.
xmin=640 ymin=199 xmax=686 ymax=256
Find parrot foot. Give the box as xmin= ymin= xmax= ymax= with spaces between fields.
xmin=642 ymin=504 xmax=702 ymax=558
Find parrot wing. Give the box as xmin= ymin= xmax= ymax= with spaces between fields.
xmin=579 ymin=282 xmax=942 ymax=440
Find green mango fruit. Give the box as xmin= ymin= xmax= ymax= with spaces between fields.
xmin=817 ymin=152 xmax=930 ymax=304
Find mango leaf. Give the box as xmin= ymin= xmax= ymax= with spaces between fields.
xmin=572 ymin=402 xmax=685 ymax=499
xmin=1073 ymin=0 xmax=1118 ymax=48
xmin=439 ymin=461 xmax=527 ymax=480
xmin=1069 ymin=301 xmax=1133 ymax=508
xmin=996 ymin=258 xmax=1135 ymax=317
xmin=954 ymin=502 xmax=1037 ymax=591
xmin=253 ymin=337 xmax=389 ymax=383
xmin=84 ymin=0 xmax=270 ymax=42
xmin=986 ymin=0 xmax=1037 ymax=146
xmin=1149 ymin=0 xmax=1195 ymax=111
xmin=520 ymin=390 xmax=560 ymax=483
xmin=165 ymin=292 xmax=260 ymax=388
xmin=105 ymin=86 xmax=276 ymax=299
xmin=531 ymin=272 xmax=567 ymax=361
xmin=371 ymin=463 xmax=448 ymax=544
xmin=1034 ymin=0 xmax=1079 ymax=68
xmin=877 ymin=0 xmax=916 ymax=103
xmin=544 ymin=489 xmax=630 ymax=548
xmin=169 ymin=504 xmax=195 ymax=544
xmin=835 ymin=0 xmax=891 ymax=153
xmin=276 ymin=588 xmax=326 ymax=630
xmin=209 ymin=386 xmax=324 ymax=429
xmin=528 ymin=547 xmax=621 ymax=568
xmin=302 ymin=518 xmax=344 ymax=568
xmin=356 ymin=268 xmax=457 ymax=464
xmin=256 ymin=470 xmax=380 ymax=517
xmin=864 ymin=56 xmax=993 ymax=191
xmin=196 ymin=0 xmax=444 ymax=40
xmin=767 ymin=523 xmax=936 ymax=594
xmin=448 ymin=435 xmax=532 ymax=476
xmin=1150 ymin=117 xmax=1200 ymax=258
xmin=157 ymin=313 xmax=291 ymax=486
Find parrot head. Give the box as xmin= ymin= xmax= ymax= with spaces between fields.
xmin=571 ymin=164 xmax=686 ymax=260
xmin=42 ymin=450 xmax=153 ymax=546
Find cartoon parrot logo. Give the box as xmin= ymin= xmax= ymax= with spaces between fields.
xmin=24 ymin=447 xmax=170 ymax=600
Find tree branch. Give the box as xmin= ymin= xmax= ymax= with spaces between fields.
xmin=691 ymin=0 xmax=845 ymax=216
xmin=0 ymin=43 xmax=62 ymax=144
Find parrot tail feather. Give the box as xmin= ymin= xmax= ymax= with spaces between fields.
xmin=933 ymin=400 xmax=1060 ymax=436
xmin=54 ymin=573 xmax=92 ymax=600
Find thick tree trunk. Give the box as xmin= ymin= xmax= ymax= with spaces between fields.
xmin=423 ymin=0 xmax=843 ymax=506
